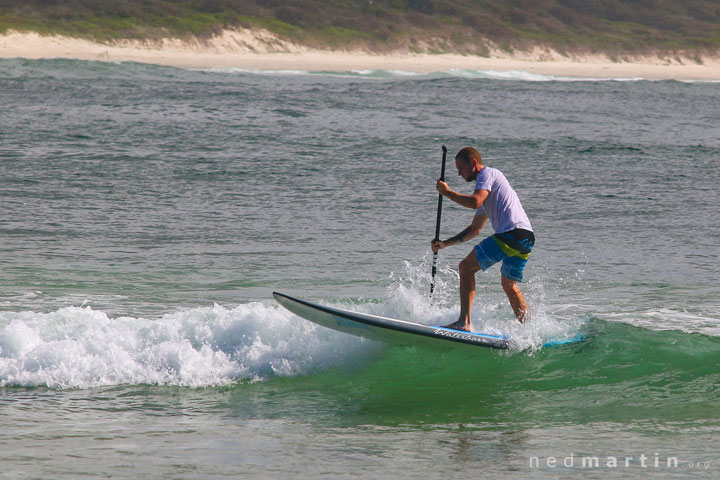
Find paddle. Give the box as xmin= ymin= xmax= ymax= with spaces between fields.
xmin=430 ymin=145 xmax=448 ymax=295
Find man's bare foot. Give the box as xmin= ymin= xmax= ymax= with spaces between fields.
xmin=443 ymin=320 xmax=471 ymax=332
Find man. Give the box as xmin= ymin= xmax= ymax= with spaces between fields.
xmin=431 ymin=147 xmax=534 ymax=331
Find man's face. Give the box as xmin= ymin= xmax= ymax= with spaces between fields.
xmin=455 ymin=158 xmax=477 ymax=182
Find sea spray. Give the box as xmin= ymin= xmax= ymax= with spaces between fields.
xmin=381 ymin=254 xmax=587 ymax=352
xmin=0 ymin=303 xmax=381 ymax=389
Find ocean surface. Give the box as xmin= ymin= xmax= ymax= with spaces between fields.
xmin=1 ymin=58 xmax=719 ymax=478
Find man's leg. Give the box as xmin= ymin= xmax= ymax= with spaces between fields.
xmin=444 ymin=250 xmax=481 ymax=331
xmin=501 ymin=275 xmax=529 ymax=323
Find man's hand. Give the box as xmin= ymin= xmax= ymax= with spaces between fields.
xmin=436 ymin=180 xmax=451 ymax=197
xmin=431 ymin=239 xmax=446 ymax=253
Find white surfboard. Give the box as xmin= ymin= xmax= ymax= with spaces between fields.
xmin=273 ymin=291 xmax=585 ymax=350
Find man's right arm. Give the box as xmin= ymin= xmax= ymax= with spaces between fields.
xmin=431 ymin=214 xmax=488 ymax=252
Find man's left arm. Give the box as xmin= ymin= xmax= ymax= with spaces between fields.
xmin=436 ymin=180 xmax=488 ymax=209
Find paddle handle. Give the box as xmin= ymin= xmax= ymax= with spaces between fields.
xmin=430 ymin=145 xmax=448 ymax=295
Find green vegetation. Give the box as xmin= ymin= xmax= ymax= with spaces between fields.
xmin=1 ymin=0 xmax=720 ymax=54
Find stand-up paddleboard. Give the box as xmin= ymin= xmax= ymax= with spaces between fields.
xmin=273 ymin=291 xmax=585 ymax=350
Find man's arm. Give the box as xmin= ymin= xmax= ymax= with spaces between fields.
xmin=436 ymin=180 xmax=488 ymax=209
xmin=431 ymin=214 xmax=488 ymax=252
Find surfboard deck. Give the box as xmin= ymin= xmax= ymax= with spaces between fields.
xmin=273 ymin=291 xmax=585 ymax=350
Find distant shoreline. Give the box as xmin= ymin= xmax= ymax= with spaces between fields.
xmin=2 ymin=29 xmax=720 ymax=81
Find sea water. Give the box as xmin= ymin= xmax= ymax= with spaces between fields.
xmin=0 ymin=58 xmax=719 ymax=478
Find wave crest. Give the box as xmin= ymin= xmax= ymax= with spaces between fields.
xmin=0 ymin=303 xmax=378 ymax=389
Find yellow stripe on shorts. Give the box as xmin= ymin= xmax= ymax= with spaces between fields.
xmin=492 ymin=236 xmax=531 ymax=260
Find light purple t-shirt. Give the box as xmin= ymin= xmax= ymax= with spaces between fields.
xmin=474 ymin=167 xmax=532 ymax=234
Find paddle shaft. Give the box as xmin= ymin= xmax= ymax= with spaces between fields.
xmin=430 ymin=145 xmax=448 ymax=295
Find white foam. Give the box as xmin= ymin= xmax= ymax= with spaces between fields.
xmin=443 ymin=68 xmax=649 ymax=82
xmin=0 ymin=303 xmax=381 ymax=389
xmin=445 ymin=68 xmax=550 ymax=81
xmin=347 ymin=69 xmax=421 ymax=77
xmin=199 ymin=66 xmax=656 ymax=82
xmin=602 ymin=308 xmax=720 ymax=336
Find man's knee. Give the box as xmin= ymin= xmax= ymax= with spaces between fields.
xmin=459 ymin=256 xmax=479 ymax=277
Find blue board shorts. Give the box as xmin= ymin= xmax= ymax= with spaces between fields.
xmin=473 ymin=229 xmax=535 ymax=282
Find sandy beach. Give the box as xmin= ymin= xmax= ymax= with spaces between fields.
xmin=1 ymin=28 xmax=720 ymax=80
